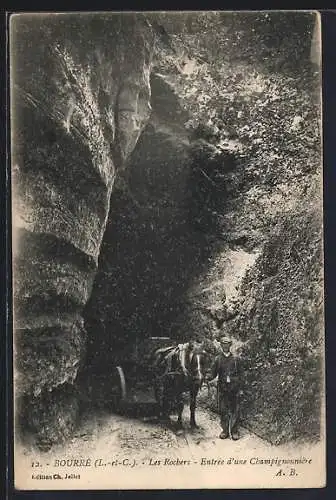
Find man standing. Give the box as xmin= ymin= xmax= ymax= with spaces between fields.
xmin=207 ymin=337 xmax=242 ymax=440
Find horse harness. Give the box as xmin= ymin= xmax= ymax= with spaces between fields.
xmin=154 ymin=343 xmax=196 ymax=379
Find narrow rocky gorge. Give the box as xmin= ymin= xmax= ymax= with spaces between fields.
xmin=12 ymin=12 xmax=323 ymax=449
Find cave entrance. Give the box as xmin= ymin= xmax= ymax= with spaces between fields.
xmin=82 ymin=122 xmax=213 ymax=377
xmin=78 ymin=70 xmax=241 ymax=414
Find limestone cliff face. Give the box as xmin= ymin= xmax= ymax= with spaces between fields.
xmin=11 ymin=13 xmax=154 ymax=446
xmin=233 ymin=208 xmax=323 ymax=444
xmin=84 ymin=12 xmax=323 ymax=445
xmin=147 ymin=12 xmax=323 ymax=444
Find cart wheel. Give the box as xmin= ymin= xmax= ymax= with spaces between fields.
xmin=116 ymin=366 xmax=127 ymax=401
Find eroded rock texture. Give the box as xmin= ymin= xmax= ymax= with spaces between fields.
xmin=11 ymin=13 xmax=154 ymax=447
xmin=235 ymin=209 xmax=323 ymax=444
xmin=151 ymin=12 xmax=323 ymax=444
xmin=83 ymin=12 xmax=323 ymax=445
xmin=12 ymin=11 xmax=323 ymax=448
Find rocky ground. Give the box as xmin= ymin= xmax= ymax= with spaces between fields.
xmin=21 ymin=405 xmax=256 ymax=457
xmin=16 ymin=400 xmax=324 ymax=490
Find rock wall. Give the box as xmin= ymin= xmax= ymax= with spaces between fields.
xmin=149 ymin=12 xmax=323 ymax=444
xmin=234 ymin=208 xmax=323 ymax=444
xmin=83 ymin=12 xmax=323 ymax=445
xmin=11 ymin=12 xmax=323 ymax=448
xmin=11 ymin=13 xmax=154 ymax=448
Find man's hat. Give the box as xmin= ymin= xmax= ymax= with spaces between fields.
xmin=220 ymin=336 xmax=233 ymax=345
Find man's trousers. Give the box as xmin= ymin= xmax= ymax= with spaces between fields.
xmin=217 ymin=388 xmax=240 ymax=435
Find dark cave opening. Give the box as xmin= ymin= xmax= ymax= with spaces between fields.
xmin=81 ymin=121 xmax=237 ymax=380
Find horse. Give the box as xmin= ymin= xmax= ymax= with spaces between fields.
xmin=151 ymin=342 xmax=208 ymax=429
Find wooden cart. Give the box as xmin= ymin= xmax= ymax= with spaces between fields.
xmin=82 ymin=336 xmax=173 ymax=410
xmin=113 ymin=336 xmax=173 ymax=406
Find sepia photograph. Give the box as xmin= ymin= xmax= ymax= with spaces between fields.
xmin=10 ymin=10 xmax=325 ymax=490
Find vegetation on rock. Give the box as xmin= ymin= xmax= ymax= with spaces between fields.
xmin=146 ymin=12 xmax=322 ymax=444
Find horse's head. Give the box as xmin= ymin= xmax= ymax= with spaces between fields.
xmin=188 ymin=345 xmax=208 ymax=387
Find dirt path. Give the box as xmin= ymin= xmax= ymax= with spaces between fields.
xmin=46 ymin=405 xmax=268 ymax=459
xmin=16 ymin=404 xmax=324 ymax=490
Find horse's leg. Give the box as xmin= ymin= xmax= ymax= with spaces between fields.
xmin=161 ymin=396 xmax=171 ymax=423
xmin=162 ymin=377 xmax=174 ymax=423
xmin=154 ymin=384 xmax=162 ymax=417
xmin=190 ymin=386 xmax=199 ymax=428
xmin=176 ymin=390 xmax=184 ymax=428
xmin=154 ymin=380 xmax=169 ymax=421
